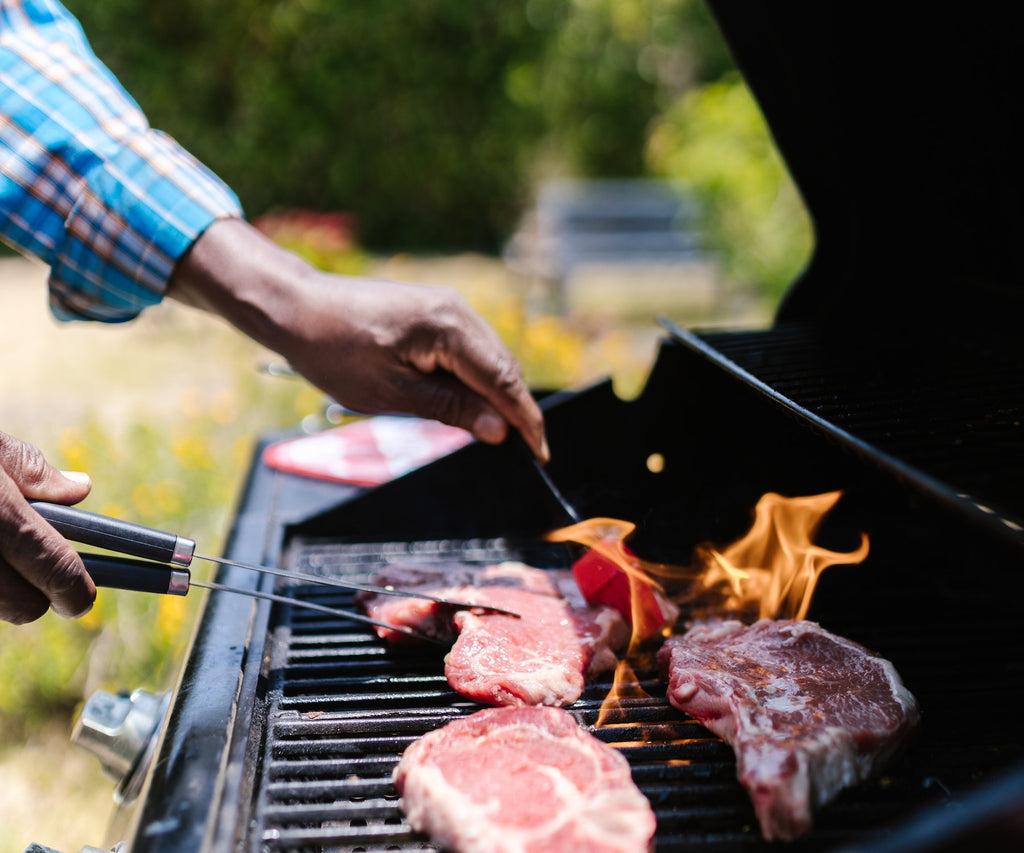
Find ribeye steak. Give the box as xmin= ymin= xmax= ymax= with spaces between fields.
xmin=445 ymin=583 xmax=627 ymax=707
xmin=393 ymin=705 xmax=656 ymax=853
xmin=359 ymin=562 xmax=628 ymax=707
xmin=657 ymin=618 xmax=920 ymax=841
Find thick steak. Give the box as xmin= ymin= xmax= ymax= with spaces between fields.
xmin=360 ymin=563 xmax=628 ymax=707
xmin=393 ymin=706 xmax=656 ymax=853
xmin=445 ymin=584 xmax=627 ymax=706
xmin=657 ymin=619 xmax=920 ymax=841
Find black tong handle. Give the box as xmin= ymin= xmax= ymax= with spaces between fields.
xmin=32 ymin=501 xmax=196 ymax=567
xmin=79 ymin=553 xmax=190 ymax=596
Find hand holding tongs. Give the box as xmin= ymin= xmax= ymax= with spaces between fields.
xmin=30 ymin=501 xmax=518 ymax=642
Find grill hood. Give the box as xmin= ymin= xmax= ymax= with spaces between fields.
xmin=706 ymin=2 xmax=1024 ymax=337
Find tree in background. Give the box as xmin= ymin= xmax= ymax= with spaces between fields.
xmin=65 ymin=0 xmax=550 ymax=252
xmin=65 ymin=0 xmax=810 ymax=295
xmin=520 ymin=0 xmax=732 ymax=177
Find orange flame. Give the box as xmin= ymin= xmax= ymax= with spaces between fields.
xmin=548 ymin=491 xmax=869 ymax=727
xmin=548 ymin=518 xmax=678 ymax=726
xmin=547 ymin=518 xmax=676 ymax=643
xmin=688 ymin=491 xmax=869 ymax=622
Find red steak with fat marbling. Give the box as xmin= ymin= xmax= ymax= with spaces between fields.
xmin=358 ymin=562 xmax=629 ymax=707
xmin=657 ymin=619 xmax=920 ymax=841
xmin=445 ymin=583 xmax=626 ymax=707
xmin=393 ymin=705 xmax=656 ymax=853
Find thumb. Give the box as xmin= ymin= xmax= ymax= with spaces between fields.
xmin=0 ymin=432 xmax=92 ymax=505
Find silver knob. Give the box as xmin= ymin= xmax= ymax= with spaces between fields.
xmin=72 ymin=689 xmax=168 ymax=790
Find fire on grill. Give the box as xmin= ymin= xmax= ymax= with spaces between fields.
xmin=99 ymin=314 xmax=1024 ymax=853
xmin=354 ymin=488 xmax=911 ymax=848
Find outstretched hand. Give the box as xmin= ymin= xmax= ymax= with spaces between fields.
xmin=169 ymin=219 xmax=549 ymax=461
xmin=0 ymin=432 xmax=94 ymax=624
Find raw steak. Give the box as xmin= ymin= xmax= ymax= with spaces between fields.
xmin=356 ymin=562 xmax=583 ymax=645
xmin=445 ymin=584 xmax=627 ymax=707
xmin=657 ymin=619 xmax=920 ymax=841
xmin=360 ymin=563 xmax=629 ymax=707
xmin=393 ymin=705 xmax=656 ymax=853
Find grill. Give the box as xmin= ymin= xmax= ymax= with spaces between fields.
xmin=699 ymin=325 xmax=1024 ymax=528
xmin=111 ymin=326 xmax=1024 ymax=851
xmin=103 ymin=3 xmax=1024 ymax=852
xmin=246 ymin=530 xmax=1022 ymax=853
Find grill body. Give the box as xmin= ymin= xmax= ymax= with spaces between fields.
xmin=110 ymin=2 xmax=1024 ymax=850
xmin=113 ymin=333 xmax=1024 ymax=852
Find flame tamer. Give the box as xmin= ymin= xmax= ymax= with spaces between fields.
xmin=30 ymin=501 xmax=519 ymax=638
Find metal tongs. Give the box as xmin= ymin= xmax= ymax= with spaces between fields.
xmin=31 ymin=501 xmax=518 ymax=642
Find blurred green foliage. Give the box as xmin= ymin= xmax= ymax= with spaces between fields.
xmin=64 ymin=0 xmax=551 ymax=253
xmin=521 ymin=0 xmax=732 ymax=176
xmin=60 ymin=1 xmax=765 ymax=257
xmin=647 ymin=73 xmax=813 ymax=301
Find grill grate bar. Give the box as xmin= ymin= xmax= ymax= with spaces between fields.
xmin=271 ymin=735 xmax=418 ymax=760
xmin=266 ymin=778 xmax=397 ymax=799
xmin=263 ymin=797 xmax=404 ymax=825
xmin=263 ymin=824 xmax=419 ymax=848
xmin=281 ymin=661 xmax=445 ymax=679
xmin=281 ymin=673 xmax=449 ymax=695
xmin=269 ymin=755 xmax=398 ymax=781
xmin=289 ymin=537 xmax=536 ymax=575
xmin=273 ymin=714 xmax=461 ymax=739
xmin=277 ymin=692 xmax=470 ymax=714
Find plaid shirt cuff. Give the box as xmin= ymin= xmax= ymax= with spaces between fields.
xmin=48 ymin=129 xmax=243 ymax=322
xmin=1 ymin=0 xmax=243 ymax=322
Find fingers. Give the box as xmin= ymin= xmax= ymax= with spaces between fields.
xmin=0 ymin=431 xmax=93 ymax=503
xmin=403 ymin=297 xmax=549 ymax=463
xmin=383 ymin=366 xmax=513 ymax=445
xmin=443 ymin=362 xmax=548 ymax=463
xmin=0 ymin=563 xmax=51 ymax=624
xmin=168 ymin=220 xmax=550 ymax=460
xmin=380 ymin=357 xmax=547 ymax=463
xmin=0 ymin=490 xmax=95 ymax=622
xmin=0 ymin=432 xmax=95 ymax=624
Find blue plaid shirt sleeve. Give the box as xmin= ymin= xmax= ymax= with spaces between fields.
xmin=0 ymin=0 xmax=243 ymax=322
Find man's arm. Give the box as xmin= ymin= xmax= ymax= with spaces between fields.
xmin=1 ymin=1 xmax=546 ymax=457
xmin=169 ymin=219 xmax=548 ymax=459
xmin=0 ymin=3 xmax=547 ymax=625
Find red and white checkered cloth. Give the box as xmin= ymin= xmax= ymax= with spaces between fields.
xmin=261 ymin=416 xmax=474 ymax=487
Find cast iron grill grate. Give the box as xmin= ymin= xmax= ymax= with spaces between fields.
xmin=245 ymin=536 xmax=1024 ymax=853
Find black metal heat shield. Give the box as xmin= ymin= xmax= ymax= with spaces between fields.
xmin=288 ymin=335 xmax=882 ymax=566
xmin=289 ymin=327 xmax=1024 ymax=625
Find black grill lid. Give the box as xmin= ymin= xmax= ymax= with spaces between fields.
xmin=706 ymin=2 xmax=1024 ymax=336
